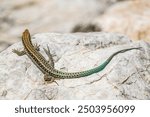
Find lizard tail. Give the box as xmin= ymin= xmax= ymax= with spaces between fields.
xmin=59 ymin=47 xmax=141 ymax=78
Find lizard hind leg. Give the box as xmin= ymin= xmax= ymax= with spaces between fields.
xmin=44 ymin=74 xmax=58 ymax=85
xmin=43 ymin=45 xmax=55 ymax=68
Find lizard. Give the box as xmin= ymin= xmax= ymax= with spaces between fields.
xmin=12 ymin=29 xmax=141 ymax=84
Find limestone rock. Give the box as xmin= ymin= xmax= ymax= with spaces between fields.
xmin=0 ymin=32 xmax=149 ymax=100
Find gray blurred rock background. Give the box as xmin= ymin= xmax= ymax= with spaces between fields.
xmin=0 ymin=0 xmax=149 ymax=52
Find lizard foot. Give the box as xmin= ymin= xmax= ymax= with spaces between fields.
xmin=44 ymin=74 xmax=59 ymax=85
xmin=12 ymin=49 xmax=26 ymax=56
xmin=34 ymin=43 xmax=40 ymax=51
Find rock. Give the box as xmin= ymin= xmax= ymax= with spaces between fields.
xmin=71 ymin=23 xmax=102 ymax=33
xmin=95 ymin=0 xmax=150 ymax=42
xmin=0 ymin=0 xmax=122 ymax=52
xmin=0 ymin=31 xmax=149 ymax=100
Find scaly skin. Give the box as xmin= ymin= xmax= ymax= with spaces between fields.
xmin=13 ymin=29 xmax=141 ymax=82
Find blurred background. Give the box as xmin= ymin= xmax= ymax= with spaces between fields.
xmin=0 ymin=0 xmax=149 ymax=52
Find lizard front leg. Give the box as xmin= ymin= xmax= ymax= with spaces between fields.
xmin=33 ymin=43 xmax=40 ymax=51
xmin=12 ymin=44 xmax=40 ymax=56
xmin=12 ymin=49 xmax=26 ymax=56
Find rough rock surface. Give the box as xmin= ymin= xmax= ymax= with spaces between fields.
xmin=0 ymin=32 xmax=150 ymax=100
